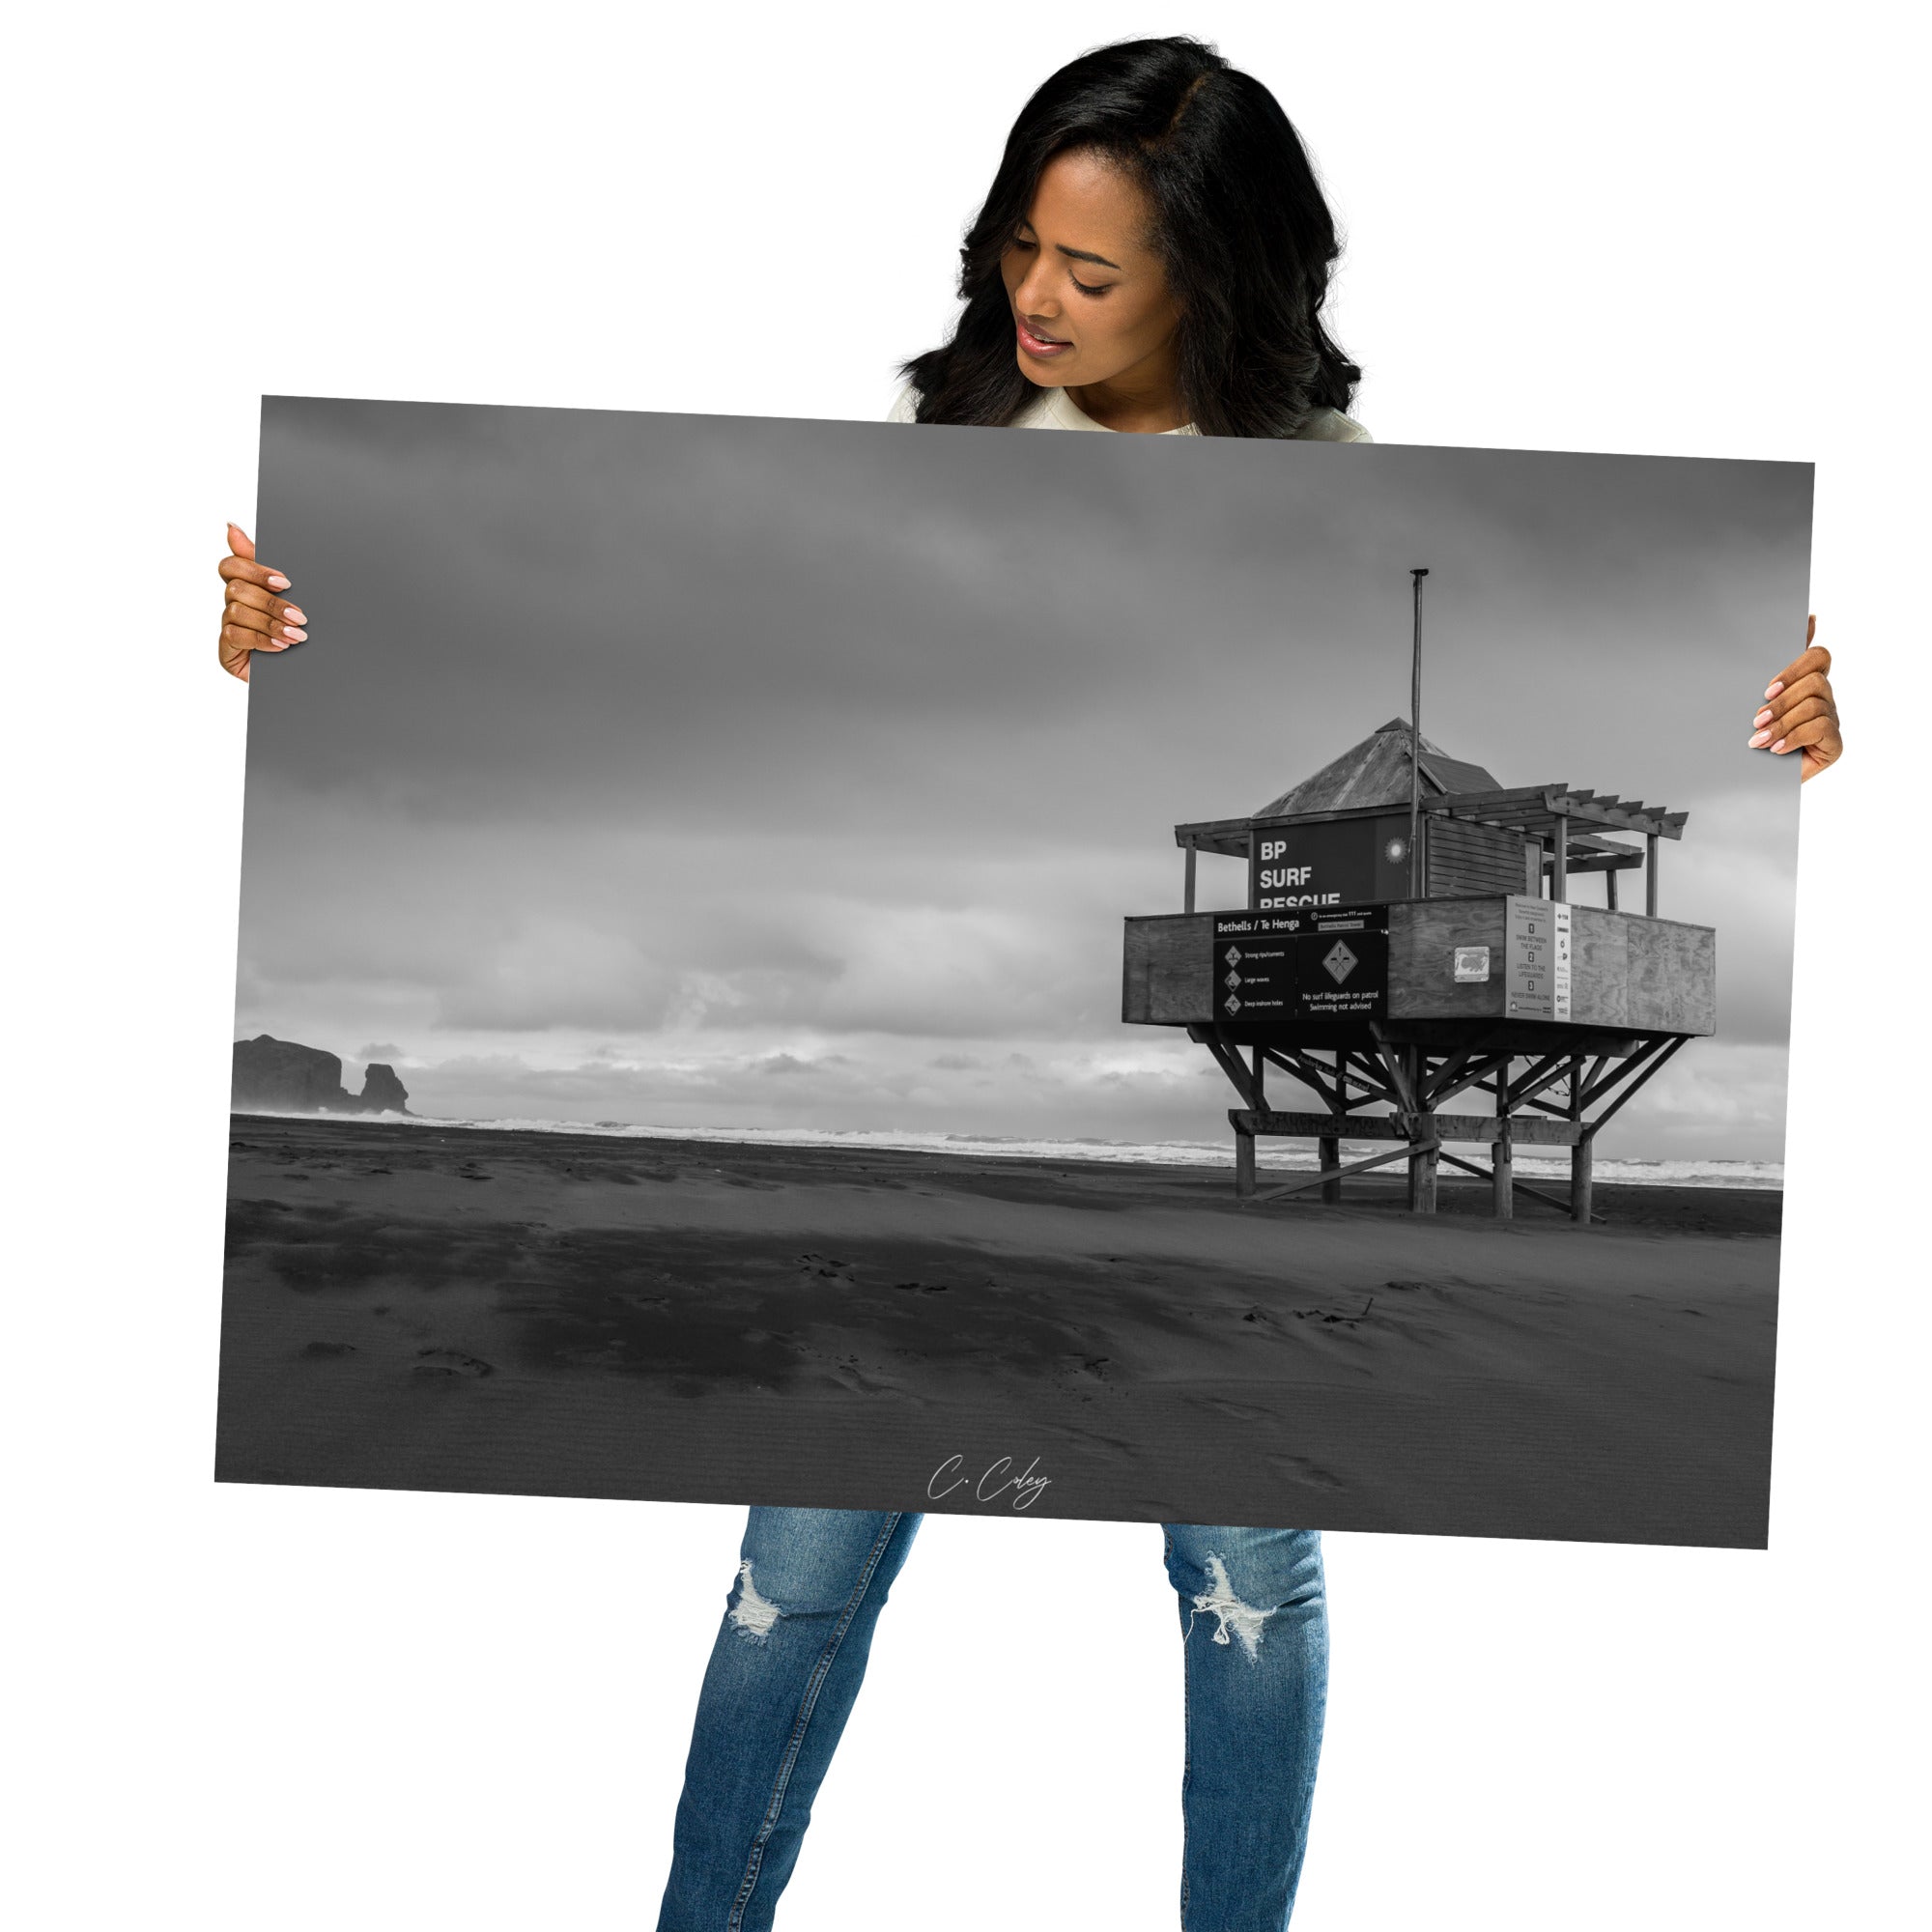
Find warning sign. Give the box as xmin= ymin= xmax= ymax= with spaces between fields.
xmin=1211 ymin=915 xmax=1294 ymax=1017
xmin=1505 ymin=897 xmax=1572 ymax=1020
xmin=1209 ymin=908 xmax=1388 ymax=1023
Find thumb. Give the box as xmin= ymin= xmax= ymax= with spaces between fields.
xmin=227 ymin=522 xmax=256 ymax=560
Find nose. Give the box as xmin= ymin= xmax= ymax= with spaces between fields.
xmin=1011 ymin=253 xmax=1062 ymax=324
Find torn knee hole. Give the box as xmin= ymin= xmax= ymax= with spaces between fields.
xmin=1189 ymin=1553 xmax=1271 ymax=1661
xmin=727 ymin=1558 xmax=785 ymax=1640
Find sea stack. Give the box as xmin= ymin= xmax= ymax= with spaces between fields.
xmin=355 ymin=1063 xmax=411 ymax=1113
xmin=231 ymin=1035 xmax=412 ymax=1116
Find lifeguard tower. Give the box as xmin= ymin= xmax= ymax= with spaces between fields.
xmin=1120 ymin=581 xmax=1714 ymax=1223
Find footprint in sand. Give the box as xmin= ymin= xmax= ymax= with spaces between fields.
xmin=412 ymin=1348 xmax=495 ymax=1378
xmin=1291 ymin=1296 xmax=1377 ymax=1327
xmin=797 ymin=1253 xmax=857 ymax=1284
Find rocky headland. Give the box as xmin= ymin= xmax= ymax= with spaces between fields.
xmin=232 ymin=1035 xmax=411 ymax=1116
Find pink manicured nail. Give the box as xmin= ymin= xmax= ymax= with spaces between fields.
xmin=1764 ymin=681 xmax=1783 ymax=699
xmin=282 ymin=626 xmax=306 ymax=641
xmin=1771 ymin=739 xmax=1787 ymax=753
xmin=1753 ymin=708 xmax=1773 ymax=726
xmin=1748 ymin=730 xmax=1772 ymax=747
xmin=281 ymin=605 xmax=305 ymax=623
xmin=268 ymin=574 xmax=291 ymax=589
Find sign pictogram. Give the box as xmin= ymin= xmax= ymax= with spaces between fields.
xmin=1322 ymin=940 xmax=1358 ymax=984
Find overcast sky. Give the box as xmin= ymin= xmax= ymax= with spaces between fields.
xmin=236 ymin=397 xmax=1809 ymax=1160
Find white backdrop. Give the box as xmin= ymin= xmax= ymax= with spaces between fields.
xmin=6 ymin=4 xmax=1923 ymax=1926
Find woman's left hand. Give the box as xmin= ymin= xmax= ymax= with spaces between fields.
xmin=1750 ymin=614 xmax=1841 ymax=781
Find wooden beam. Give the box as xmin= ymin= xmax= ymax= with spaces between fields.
xmin=1248 ymin=1139 xmax=1439 ymax=1206
xmin=1261 ymin=1045 xmax=1341 ymax=1111
xmin=1430 ymin=1048 xmax=1515 ymax=1111
xmin=1585 ymin=1036 xmax=1687 ymax=1133
xmin=1577 ymin=1037 xmax=1671 ymax=1111
xmin=1646 ymin=832 xmax=1660 ymax=917
xmin=1183 ymin=840 xmax=1196 ymax=915
xmin=1437 ymin=1149 xmax=1605 ymax=1223
xmin=1369 ymin=1021 xmax=1422 ymax=1116
xmin=1422 ymin=1037 xmax=1481 ymax=1105
xmin=1228 ymin=1109 xmax=1584 ymax=1145
xmin=1508 ymin=1053 xmax=1572 ymax=1109
xmin=1189 ymin=1025 xmax=1260 ymax=1110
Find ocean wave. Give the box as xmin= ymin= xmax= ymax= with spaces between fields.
xmin=236 ymin=1107 xmax=1782 ymax=1189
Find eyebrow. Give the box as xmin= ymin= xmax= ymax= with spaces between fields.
xmin=1016 ymin=221 xmax=1122 ymax=272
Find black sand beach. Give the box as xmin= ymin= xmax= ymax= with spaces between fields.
xmin=216 ymin=1115 xmax=1779 ymax=1546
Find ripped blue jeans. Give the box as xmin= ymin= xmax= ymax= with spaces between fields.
xmin=656 ymin=1508 xmax=1327 ymax=1932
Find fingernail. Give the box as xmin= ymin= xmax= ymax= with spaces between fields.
xmin=282 ymin=626 xmax=306 ymax=641
xmin=1770 ymin=739 xmax=1787 ymax=753
xmin=1764 ymin=681 xmax=1783 ymax=699
xmin=1748 ymin=730 xmax=1772 ymax=747
xmin=268 ymin=574 xmax=291 ymax=589
xmin=281 ymin=605 xmax=305 ymax=623
xmin=1753 ymin=708 xmax=1773 ymax=726
xmin=229 ymin=522 xmax=250 ymax=538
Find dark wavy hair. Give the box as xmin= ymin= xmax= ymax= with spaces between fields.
xmin=899 ymin=37 xmax=1360 ymax=438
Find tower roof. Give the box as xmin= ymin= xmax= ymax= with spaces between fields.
xmin=1253 ymin=718 xmax=1501 ymax=817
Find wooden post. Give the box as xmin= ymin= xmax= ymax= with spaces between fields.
xmin=1605 ymin=867 xmax=1618 ymax=912
xmin=1322 ymin=1059 xmax=1346 ymax=1203
xmin=1235 ymin=1126 xmax=1257 ymax=1198
xmin=1183 ymin=839 xmax=1196 ymax=915
xmin=1569 ymin=1057 xmax=1592 ymax=1224
xmin=1645 ymin=832 xmax=1660 ymax=916
xmin=1552 ymin=813 xmax=1568 ymax=903
xmin=1492 ymin=1119 xmax=1514 ymax=1220
xmin=1571 ymin=1137 xmax=1594 ymax=1224
xmin=1410 ymin=1114 xmax=1439 ymax=1213
xmin=1406 ymin=1047 xmax=1437 ymax=1211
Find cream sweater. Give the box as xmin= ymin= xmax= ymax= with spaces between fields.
xmin=886 ymin=379 xmax=1371 ymax=440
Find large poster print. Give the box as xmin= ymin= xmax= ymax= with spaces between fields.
xmin=218 ymin=398 xmax=1808 ymax=1546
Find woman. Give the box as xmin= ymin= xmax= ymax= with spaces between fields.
xmin=214 ymin=37 xmax=1842 ymax=1931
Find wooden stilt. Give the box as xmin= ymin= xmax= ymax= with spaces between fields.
xmin=1413 ymin=1130 xmax=1439 ymax=1213
xmin=1571 ymin=1136 xmax=1594 ymax=1224
xmin=1569 ymin=1057 xmax=1591 ymax=1223
xmin=1249 ymin=1139 xmax=1437 ymax=1206
xmin=1322 ymin=1056 xmax=1345 ymax=1201
xmin=1235 ymin=1127 xmax=1256 ymax=1199
xmin=1492 ymin=1121 xmax=1514 ymax=1220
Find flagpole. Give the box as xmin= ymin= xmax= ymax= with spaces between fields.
xmin=1408 ymin=567 xmax=1429 ymax=898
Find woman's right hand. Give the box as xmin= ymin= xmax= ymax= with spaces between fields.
xmin=217 ymin=524 xmax=306 ymax=682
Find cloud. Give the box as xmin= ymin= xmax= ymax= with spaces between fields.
xmin=235 ymin=403 xmax=1807 ymax=1160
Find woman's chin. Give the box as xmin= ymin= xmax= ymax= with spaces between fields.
xmin=1015 ymin=353 xmax=1072 ymax=388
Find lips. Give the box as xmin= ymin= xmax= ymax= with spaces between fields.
xmin=1016 ymin=315 xmax=1072 ymax=357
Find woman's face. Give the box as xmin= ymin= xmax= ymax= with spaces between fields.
xmin=999 ymin=148 xmax=1180 ymax=392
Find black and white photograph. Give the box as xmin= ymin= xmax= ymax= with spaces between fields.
xmin=219 ymin=394 xmax=1808 ymax=1547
